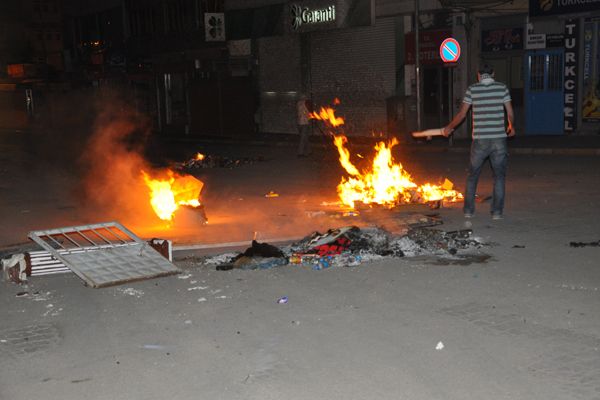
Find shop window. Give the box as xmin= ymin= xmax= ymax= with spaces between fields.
xmin=547 ymin=54 xmax=562 ymax=91
xmin=529 ymin=54 xmax=544 ymax=92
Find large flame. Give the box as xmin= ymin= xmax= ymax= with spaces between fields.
xmin=310 ymin=101 xmax=462 ymax=209
xmin=334 ymin=136 xmax=462 ymax=208
xmin=142 ymin=170 xmax=204 ymax=221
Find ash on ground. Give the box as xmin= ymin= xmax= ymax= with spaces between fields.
xmin=199 ymin=225 xmax=486 ymax=271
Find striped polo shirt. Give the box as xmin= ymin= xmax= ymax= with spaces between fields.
xmin=463 ymin=75 xmax=511 ymax=139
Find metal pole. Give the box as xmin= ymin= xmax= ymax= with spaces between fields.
xmin=415 ymin=0 xmax=421 ymax=131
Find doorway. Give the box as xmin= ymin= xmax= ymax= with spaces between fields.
xmin=422 ymin=66 xmax=451 ymax=129
xmin=524 ymin=49 xmax=564 ymax=135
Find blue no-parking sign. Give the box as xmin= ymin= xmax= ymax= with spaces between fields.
xmin=440 ymin=38 xmax=461 ymax=63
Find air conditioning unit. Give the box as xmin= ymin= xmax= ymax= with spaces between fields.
xmin=205 ymin=13 xmax=225 ymax=41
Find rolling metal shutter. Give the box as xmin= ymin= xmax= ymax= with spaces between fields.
xmin=309 ymin=17 xmax=396 ymax=136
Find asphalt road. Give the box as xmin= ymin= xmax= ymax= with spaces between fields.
xmin=1 ymin=129 xmax=599 ymax=399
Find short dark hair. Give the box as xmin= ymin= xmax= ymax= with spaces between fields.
xmin=478 ymin=64 xmax=494 ymax=75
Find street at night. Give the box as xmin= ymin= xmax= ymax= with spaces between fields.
xmin=1 ymin=0 xmax=600 ymax=399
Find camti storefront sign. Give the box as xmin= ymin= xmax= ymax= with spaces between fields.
xmin=291 ymin=3 xmax=336 ymax=30
xmin=530 ymin=0 xmax=600 ymax=17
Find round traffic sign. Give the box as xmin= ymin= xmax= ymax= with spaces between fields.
xmin=440 ymin=38 xmax=461 ymax=63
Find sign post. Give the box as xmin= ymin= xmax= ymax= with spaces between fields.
xmin=439 ymin=38 xmax=461 ymax=63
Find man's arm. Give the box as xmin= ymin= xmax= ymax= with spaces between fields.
xmin=504 ymin=101 xmax=515 ymax=137
xmin=442 ymin=102 xmax=471 ymax=137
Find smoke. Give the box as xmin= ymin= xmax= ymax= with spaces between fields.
xmin=79 ymin=92 xmax=156 ymax=226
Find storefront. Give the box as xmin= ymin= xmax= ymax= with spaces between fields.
xmin=528 ymin=0 xmax=600 ymax=135
xmin=227 ymin=0 xmax=395 ymax=137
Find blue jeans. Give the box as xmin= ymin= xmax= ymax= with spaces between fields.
xmin=463 ymin=138 xmax=508 ymax=216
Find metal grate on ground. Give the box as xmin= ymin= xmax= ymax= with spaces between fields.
xmin=28 ymin=222 xmax=180 ymax=288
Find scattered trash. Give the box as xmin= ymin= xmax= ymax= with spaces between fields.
xmin=265 ymin=191 xmax=280 ymax=198
xmin=187 ymin=286 xmax=208 ymax=291
xmin=16 ymin=291 xmax=29 ymax=297
xmin=289 ymin=253 xmax=320 ymax=265
xmin=216 ymin=240 xmax=287 ymax=271
xmin=306 ymin=210 xmax=326 ymax=218
xmin=208 ymin=224 xmax=485 ymax=272
xmin=512 ymin=245 xmax=526 ymax=249
xmin=436 ymin=341 xmax=445 ymax=350
xmin=119 ymin=288 xmax=144 ymax=298
xmin=142 ymin=344 xmax=167 ymax=350
xmin=184 ymin=320 xmax=192 ymax=324
xmin=277 ymin=296 xmax=288 ymax=304
xmin=569 ymin=240 xmax=600 ymax=248
xmin=198 ymin=297 xmax=207 ymax=302
xmin=178 ymin=153 xmax=265 ymax=170
xmin=2 ymin=253 xmax=27 ymax=284
xmin=203 ymin=253 xmax=239 ymax=267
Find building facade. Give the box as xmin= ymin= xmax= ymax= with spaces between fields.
xmin=527 ymin=0 xmax=600 ymax=135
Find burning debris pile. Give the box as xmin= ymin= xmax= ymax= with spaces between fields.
xmin=310 ymin=101 xmax=463 ymax=209
xmin=178 ymin=153 xmax=265 ymax=170
xmin=209 ymin=225 xmax=485 ymax=271
xmin=142 ymin=169 xmax=207 ymax=223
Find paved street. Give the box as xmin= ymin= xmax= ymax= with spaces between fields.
xmin=1 ymin=129 xmax=600 ymax=399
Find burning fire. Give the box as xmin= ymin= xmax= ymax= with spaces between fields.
xmin=334 ymin=137 xmax=463 ymax=208
xmin=195 ymin=152 xmax=206 ymax=161
xmin=142 ymin=170 xmax=204 ymax=221
xmin=311 ymin=101 xmax=463 ymax=209
xmin=309 ymin=103 xmax=345 ymax=127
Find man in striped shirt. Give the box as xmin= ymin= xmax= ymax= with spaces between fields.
xmin=443 ymin=64 xmax=515 ymax=220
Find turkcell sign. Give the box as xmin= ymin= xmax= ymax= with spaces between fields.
xmin=291 ymin=3 xmax=336 ymax=30
xmin=564 ymin=18 xmax=579 ymax=132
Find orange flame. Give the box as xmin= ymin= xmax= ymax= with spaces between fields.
xmin=309 ymin=106 xmax=345 ymax=127
xmin=195 ymin=153 xmax=206 ymax=161
xmin=312 ymin=103 xmax=462 ymax=208
xmin=142 ymin=170 xmax=204 ymax=221
xmin=334 ymin=136 xmax=463 ymax=208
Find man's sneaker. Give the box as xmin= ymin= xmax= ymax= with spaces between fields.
xmin=464 ymin=213 xmax=473 ymax=218
xmin=492 ymin=213 xmax=503 ymax=220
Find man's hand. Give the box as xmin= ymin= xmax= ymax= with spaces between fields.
xmin=506 ymin=121 xmax=515 ymax=137
xmin=442 ymin=126 xmax=454 ymax=137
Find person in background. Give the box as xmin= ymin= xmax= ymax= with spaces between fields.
xmin=297 ymin=93 xmax=313 ymax=157
xmin=443 ymin=64 xmax=515 ymax=220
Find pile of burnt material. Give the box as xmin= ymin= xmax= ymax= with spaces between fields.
xmin=210 ymin=226 xmax=485 ymax=271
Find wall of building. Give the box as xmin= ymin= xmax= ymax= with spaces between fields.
xmin=258 ymin=35 xmax=302 ymax=134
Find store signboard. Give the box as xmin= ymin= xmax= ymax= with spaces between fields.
xmin=530 ymin=0 xmax=600 ymax=17
xmin=546 ymin=33 xmax=564 ymax=48
xmin=564 ymin=18 xmax=579 ymax=132
xmin=526 ymin=33 xmax=546 ymax=49
xmin=405 ymin=30 xmax=451 ymax=64
xmin=582 ymin=20 xmax=600 ymax=122
xmin=288 ymin=0 xmax=373 ymax=33
xmin=481 ymin=28 xmax=523 ymax=52
xmin=290 ymin=3 xmax=336 ymax=30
